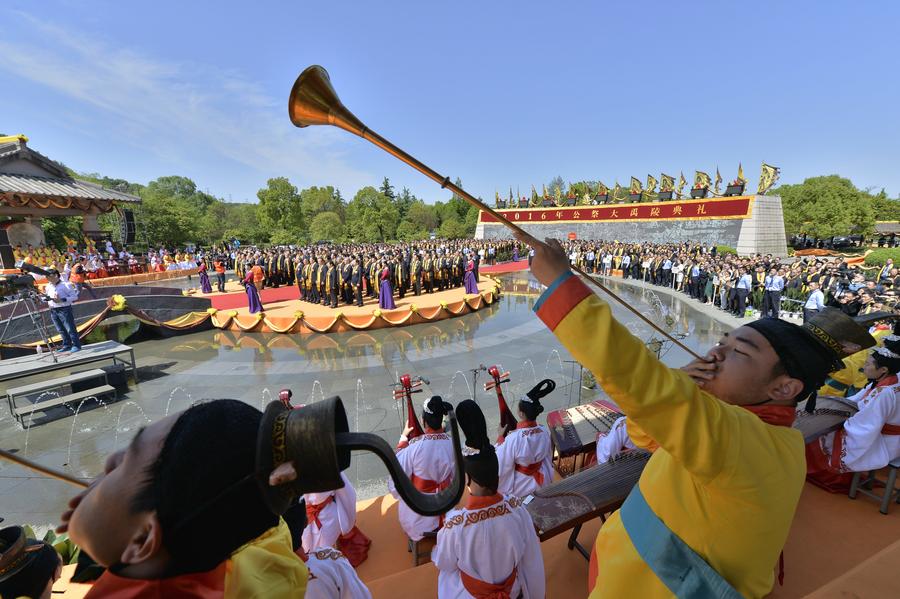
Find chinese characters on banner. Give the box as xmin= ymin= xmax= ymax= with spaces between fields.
xmin=478 ymin=196 xmax=753 ymax=225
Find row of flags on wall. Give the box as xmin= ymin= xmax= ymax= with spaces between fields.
xmin=496 ymin=163 xmax=781 ymax=204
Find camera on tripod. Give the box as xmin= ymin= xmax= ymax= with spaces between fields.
xmin=0 ymin=263 xmax=50 ymax=302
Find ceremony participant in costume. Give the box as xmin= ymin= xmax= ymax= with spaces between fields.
xmin=304 ymin=547 xmax=372 ymax=599
xmin=351 ymin=258 xmax=364 ymax=307
xmin=198 ymin=260 xmax=213 ymax=294
xmin=378 ymin=264 xmax=396 ymax=310
xmin=389 ymin=396 xmax=456 ymax=542
xmin=301 ymin=470 xmax=371 ymax=566
xmin=463 ymin=253 xmax=479 ymax=295
xmin=58 ymin=400 xmax=308 ymax=597
xmin=520 ymin=234 xmax=880 ymax=598
xmin=411 ymin=252 xmax=423 ymax=296
xmin=0 ymin=526 xmax=63 ymax=599
xmin=433 ymin=400 xmax=545 ymax=599
xmin=327 ymin=259 xmax=339 ymax=309
xmin=495 ymin=380 xmax=555 ymax=498
xmin=595 ymin=416 xmax=639 ymax=465
xmin=243 ymin=271 xmax=264 ymax=314
xmin=807 ymin=334 xmax=900 ymax=492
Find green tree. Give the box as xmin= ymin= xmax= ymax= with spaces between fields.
xmin=299 ymin=186 xmax=346 ymax=223
xmin=309 ymin=211 xmax=345 ymax=241
xmin=346 ymin=186 xmax=399 ymax=241
xmin=257 ymin=177 xmax=305 ymax=242
xmin=395 ymin=187 xmax=416 ymax=220
xmin=43 ymin=216 xmax=83 ymax=250
xmin=775 ymin=175 xmax=875 ymax=238
xmin=870 ymin=189 xmax=900 ymax=221
xmin=406 ymin=200 xmax=439 ymax=232
xmin=547 ymin=175 xmax=566 ymax=196
xmin=395 ymin=220 xmax=429 ymax=241
xmin=438 ymin=217 xmax=470 ymax=239
xmin=379 ymin=177 xmax=395 ymax=199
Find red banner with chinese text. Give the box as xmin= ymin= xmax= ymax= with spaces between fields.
xmin=478 ymin=196 xmax=753 ymax=225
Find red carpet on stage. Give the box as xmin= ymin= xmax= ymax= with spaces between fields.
xmin=209 ymin=285 xmax=298 ymax=310
xmin=480 ymin=260 xmax=528 ymax=274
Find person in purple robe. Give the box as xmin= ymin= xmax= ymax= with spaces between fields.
xmin=464 ymin=257 xmax=479 ymax=294
xmin=198 ymin=261 xmax=213 ymax=293
xmin=378 ymin=265 xmax=396 ymax=309
xmin=243 ymin=272 xmax=263 ymax=313
xmin=513 ymin=244 xmax=520 ymax=262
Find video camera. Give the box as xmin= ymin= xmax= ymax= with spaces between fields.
xmin=0 ymin=263 xmax=52 ymax=301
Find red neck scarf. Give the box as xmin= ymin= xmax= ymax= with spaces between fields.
xmin=742 ymin=405 xmax=796 ymax=428
xmin=515 ymin=420 xmax=538 ymax=430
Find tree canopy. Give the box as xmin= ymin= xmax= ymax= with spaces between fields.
xmin=774 ymin=175 xmax=892 ymax=238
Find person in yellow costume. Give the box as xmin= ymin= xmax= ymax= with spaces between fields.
xmin=58 ymin=399 xmax=307 ymax=598
xmin=519 ymin=234 xmax=881 ymax=599
xmin=820 ymin=322 xmax=893 ymax=397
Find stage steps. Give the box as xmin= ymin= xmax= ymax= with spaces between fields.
xmin=7 ymin=368 xmax=115 ymax=423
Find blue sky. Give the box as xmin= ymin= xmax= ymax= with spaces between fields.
xmin=1 ymin=1 xmax=898 ymax=204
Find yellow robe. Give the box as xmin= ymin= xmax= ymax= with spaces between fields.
xmin=533 ymin=272 xmax=805 ymax=598
xmin=225 ymin=518 xmax=307 ymax=598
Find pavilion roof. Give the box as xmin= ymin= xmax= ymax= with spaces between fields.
xmin=0 ymin=136 xmax=140 ymax=205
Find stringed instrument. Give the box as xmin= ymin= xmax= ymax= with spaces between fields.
xmin=485 ymin=365 xmax=517 ymax=441
xmin=392 ymin=373 xmax=426 ymax=439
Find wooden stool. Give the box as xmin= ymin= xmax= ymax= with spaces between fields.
xmin=848 ymin=458 xmax=900 ymax=515
xmin=407 ymin=530 xmax=438 ymax=566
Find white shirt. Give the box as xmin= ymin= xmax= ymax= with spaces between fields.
xmin=388 ymin=432 xmax=456 ymax=540
xmin=805 ymin=289 xmax=825 ymax=310
xmin=495 ymin=423 xmax=554 ymax=498
xmin=301 ymin=472 xmax=358 ymax=554
xmin=44 ymin=280 xmax=79 ymax=308
xmin=819 ymin=380 xmax=900 ymax=472
xmin=304 ymin=547 xmax=372 ymax=599
xmin=432 ymin=494 xmax=545 ymax=599
xmin=596 ymin=416 xmax=636 ymax=464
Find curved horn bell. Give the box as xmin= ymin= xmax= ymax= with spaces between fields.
xmin=288 ymin=65 xmax=367 ymax=136
xmin=258 ymin=396 xmax=465 ymax=517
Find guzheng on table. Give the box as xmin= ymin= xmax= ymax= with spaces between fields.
xmin=529 ymin=398 xmax=858 ymax=560
xmin=546 ymin=400 xmax=624 ymax=476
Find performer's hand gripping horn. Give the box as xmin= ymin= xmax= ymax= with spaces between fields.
xmin=288 ymin=66 xmax=700 ymax=359
xmin=257 ymin=396 xmax=464 ymax=517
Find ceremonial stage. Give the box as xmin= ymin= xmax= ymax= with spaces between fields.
xmin=193 ymin=276 xmax=502 ymax=335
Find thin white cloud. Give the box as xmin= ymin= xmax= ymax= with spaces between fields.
xmin=0 ymin=10 xmax=372 ymax=195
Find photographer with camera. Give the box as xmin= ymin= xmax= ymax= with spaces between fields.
xmin=43 ymin=268 xmax=82 ymax=353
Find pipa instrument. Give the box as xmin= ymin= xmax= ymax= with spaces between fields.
xmin=392 ymin=373 xmax=426 ymax=439
xmin=485 ymin=365 xmax=517 ymax=441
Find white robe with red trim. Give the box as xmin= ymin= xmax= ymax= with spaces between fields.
xmin=432 ymin=494 xmax=546 ymax=599
xmin=388 ymin=432 xmax=456 ymax=540
xmin=595 ymin=415 xmax=636 ymax=465
xmin=819 ymin=381 xmax=900 ymax=472
xmin=305 ymin=547 xmax=372 ymax=599
xmin=301 ymin=472 xmax=358 ymax=553
xmin=495 ymin=423 xmax=554 ymax=498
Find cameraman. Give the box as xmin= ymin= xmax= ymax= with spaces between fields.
xmin=43 ymin=268 xmax=82 ymax=353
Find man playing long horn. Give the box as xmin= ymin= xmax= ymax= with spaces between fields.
xmin=519 ymin=233 xmax=885 ymax=599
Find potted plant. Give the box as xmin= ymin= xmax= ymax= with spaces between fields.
xmin=629 ymin=192 xmax=643 ymax=203
xmin=657 ymin=191 xmax=674 ymax=201
xmin=690 ymin=185 xmax=708 ymax=199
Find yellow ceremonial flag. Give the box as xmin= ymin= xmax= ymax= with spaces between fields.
xmin=495 ymin=190 xmax=500 ymax=206
xmin=758 ymin=163 xmax=781 ymax=195
xmin=737 ymin=162 xmax=746 ymax=183
xmin=613 ymin=181 xmax=622 ymax=201
xmin=542 ymin=184 xmax=548 ymax=198
xmin=597 ymin=181 xmax=608 ymax=196
xmin=630 ymin=177 xmax=643 ymax=195
xmin=694 ymin=171 xmax=711 ymax=189
xmin=677 ymin=172 xmax=687 ymax=196
xmin=554 ymin=185 xmax=562 ymax=205
xmin=646 ymin=174 xmax=658 ymax=193
xmin=660 ymin=173 xmax=675 ymax=192
xmin=714 ymin=168 xmax=723 ymax=194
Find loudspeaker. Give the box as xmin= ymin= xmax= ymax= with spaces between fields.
xmin=0 ymin=229 xmax=16 ymax=269
xmin=120 ymin=209 xmax=136 ymax=244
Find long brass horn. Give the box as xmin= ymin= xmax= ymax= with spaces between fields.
xmin=289 ymin=66 xmax=700 ymax=359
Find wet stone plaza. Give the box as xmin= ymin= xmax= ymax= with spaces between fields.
xmin=0 ymin=273 xmax=729 ymax=529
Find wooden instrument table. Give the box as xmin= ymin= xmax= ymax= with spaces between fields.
xmin=525 ymin=450 xmax=651 ymax=559
xmin=794 ymin=397 xmax=857 ymax=443
xmin=546 ymin=400 xmax=624 ymax=476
